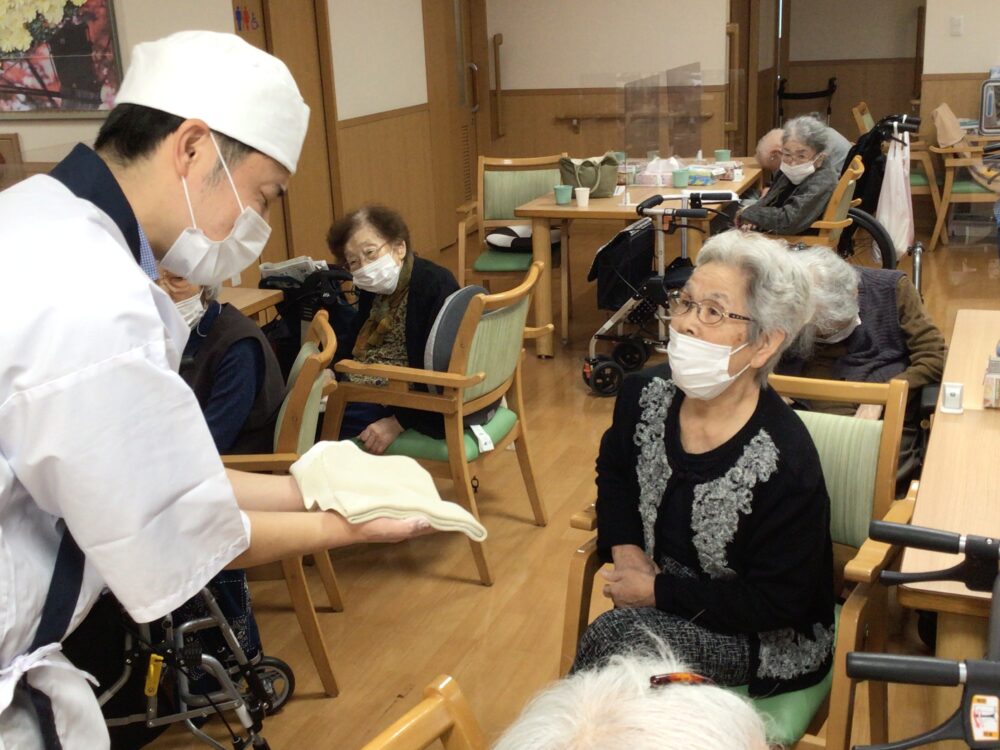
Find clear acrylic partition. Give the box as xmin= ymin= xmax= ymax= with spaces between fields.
xmin=624 ymin=72 xmax=661 ymax=159
xmin=664 ymin=63 xmax=704 ymax=158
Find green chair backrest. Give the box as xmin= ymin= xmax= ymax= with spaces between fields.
xmin=795 ymin=410 xmax=883 ymax=549
xmin=462 ymin=295 xmax=531 ymax=403
xmin=273 ymin=340 xmax=326 ymax=456
xmin=483 ymin=168 xmax=560 ymax=221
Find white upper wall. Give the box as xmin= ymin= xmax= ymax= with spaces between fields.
xmin=486 ymin=0 xmax=728 ymax=88
xmin=789 ymin=0 xmax=923 ymax=62
xmin=328 ymin=0 xmax=427 ymax=121
xmin=924 ymin=0 xmax=1000 ymax=74
xmin=10 ymin=0 xmax=234 ymax=161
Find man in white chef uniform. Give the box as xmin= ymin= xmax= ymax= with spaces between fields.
xmin=0 ymin=31 xmax=431 ymax=749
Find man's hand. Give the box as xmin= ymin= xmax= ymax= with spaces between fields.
xmin=352 ymin=516 xmax=435 ymax=543
xmin=359 ymin=416 xmax=404 ymax=454
xmin=855 ymin=403 xmax=884 ymax=420
xmin=601 ymin=566 xmax=656 ymax=608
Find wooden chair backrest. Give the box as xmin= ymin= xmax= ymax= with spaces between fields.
xmin=476 ymin=154 xmax=565 ymax=249
xmin=852 ymin=101 xmax=875 ymax=135
xmin=818 ymin=155 xmax=864 ymax=244
xmin=360 ymin=674 xmax=487 ymax=750
xmin=273 ymin=310 xmax=335 ymax=454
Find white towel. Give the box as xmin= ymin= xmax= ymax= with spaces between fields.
xmin=290 ymin=441 xmax=487 ymax=541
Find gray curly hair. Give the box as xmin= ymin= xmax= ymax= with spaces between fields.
xmin=783 ymin=115 xmax=829 ymax=155
xmin=787 ymin=246 xmax=860 ymax=356
xmin=695 ymin=230 xmax=814 ymax=383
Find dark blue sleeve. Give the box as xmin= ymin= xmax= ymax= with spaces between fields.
xmin=203 ymin=339 xmax=264 ymax=453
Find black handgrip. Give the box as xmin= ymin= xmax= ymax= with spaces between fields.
xmin=693 ymin=191 xmax=734 ymax=202
xmin=846 ymin=653 xmax=961 ymax=686
xmin=869 ymin=520 xmax=962 ymax=554
xmin=887 ymin=114 xmax=921 ymax=127
xmin=637 ymin=195 xmax=665 ymax=215
xmin=983 ymin=142 xmax=1000 ymax=155
xmin=672 ymin=208 xmax=709 ymax=219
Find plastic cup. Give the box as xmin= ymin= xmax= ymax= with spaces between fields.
xmin=554 ymin=184 xmax=573 ymax=205
xmin=574 ymin=187 xmax=591 ymax=207
xmin=714 ymin=148 xmax=732 ymax=162
xmin=671 ymin=169 xmax=690 ymax=188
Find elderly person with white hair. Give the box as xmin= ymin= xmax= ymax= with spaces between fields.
xmin=495 ymin=645 xmax=768 ymax=750
xmin=779 ymin=246 xmax=946 ymax=493
xmin=574 ymin=230 xmax=835 ymax=699
xmin=737 ymin=115 xmax=839 ymax=235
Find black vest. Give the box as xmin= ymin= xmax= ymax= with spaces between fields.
xmin=180 ymin=304 xmax=285 ymax=454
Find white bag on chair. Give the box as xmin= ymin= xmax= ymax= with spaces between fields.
xmin=876 ymin=129 xmax=914 ymax=260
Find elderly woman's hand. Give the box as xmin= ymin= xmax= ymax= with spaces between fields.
xmin=611 ymin=544 xmax=658 ymax=575
xmin=360 ymin=416 xmax=404 ymax=454
xmin=855 ymin=403 xmax=884 ymax=420
xmin=352 ymin=515 xmax=435 ymax=543
xmin=601 ymin=567 xmax=656 ymax=609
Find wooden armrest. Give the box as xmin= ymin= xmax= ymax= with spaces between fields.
xmin=812 ymin=218 xmax=852 ymax=230
xmin=930 ymin=144 xmax=983 ymax=155
xmin=844 ymin=491 xmax=918 ymax=584
xmin=849 ymin=198 xmax=862 ymax=207
xmin=570 ymin=503 xmax=597 ymax=531
xmin=334 ymin=359 xmax=486 ymax=388
xmin=456 ymin=199 xmax=478 ymax=217
xmin=222 ymin=453 xmax=300 ymax=473
xmin=524 ymin=324 xmax=555 ymax=340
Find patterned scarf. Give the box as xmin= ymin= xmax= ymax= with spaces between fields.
xmin=352 ymin=252 xmax=414 ymax=357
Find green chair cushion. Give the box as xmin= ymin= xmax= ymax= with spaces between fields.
xmin=473 ymin=250 xmax=533 ymax=273
xmin=731 ymin=605 xmax=841 ymax=746
xmin=951 ymin=179 xmax=992 ymax=194
xmin=909 ymin=171 xmax=929 ymax=187
xmin=385 ymin=407 xmax=519 ymax=462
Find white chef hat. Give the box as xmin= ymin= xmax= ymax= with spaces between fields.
xmin=114 ymin=30 xmax=310 ymax=174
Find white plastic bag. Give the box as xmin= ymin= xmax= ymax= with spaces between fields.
xmin=875 ymin=130 xmax=914 ymax=260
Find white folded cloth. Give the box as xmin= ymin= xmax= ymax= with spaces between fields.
xmin=290 ymin=440 xmax=487 ymax=541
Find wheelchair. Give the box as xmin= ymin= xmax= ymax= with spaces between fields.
xmin=94 ymin=588 xmax=295 ymax=750
xmin=848 ymin=519 xmax=1000 ymax=749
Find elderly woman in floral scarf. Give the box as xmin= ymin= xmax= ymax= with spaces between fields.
xmin=574 ymin=231 xmax=835 ymax=699
xmin=326 ymin=204 xmax=459 ymax=454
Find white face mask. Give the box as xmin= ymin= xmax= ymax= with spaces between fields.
xmin=815 ymin=314 xmax=861 ymax=344
xmin=352 ymin=252 xmax=402 ymax=295
xmin=160 ymin=133 xmax=272 ymax=286
xmin=779 ymin=159 xmax=817 ymax=185
xmin=667 ymin=329 xmax=751 ymax=400
xmin=174 ymin=292 xmax=206 ymax=329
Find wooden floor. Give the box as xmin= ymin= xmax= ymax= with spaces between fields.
xmin=151 ymin=214 xmax=1000 ymax=748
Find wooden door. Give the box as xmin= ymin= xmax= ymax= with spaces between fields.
xmin=424 ymin=0 xmax=483 ymax=251
xmin=727 ymin=0 xmax=750 ymax=156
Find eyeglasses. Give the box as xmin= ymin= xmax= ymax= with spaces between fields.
xmin=666 ymin=290 xmax=753 ymax=326
xmin=650 ymin=672 xmax=715 ymax=688
xmin=345 ymin=240 xmax=389 ymax=272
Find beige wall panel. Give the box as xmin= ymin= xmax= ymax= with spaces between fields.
xmin=484 ymin=88 xmax=727 ymax=160
xmin=789 ymin=0 xmax=923 ymax=62
xmin=924 ymin=0 xmax=1000 ymax=75
xmin=336 ymin=109 xmax=437 ymax=254
xmin=919 ymin=75 xmax=987 ymax=143
xmin=783 ymin=58 xmax=916 ymax=138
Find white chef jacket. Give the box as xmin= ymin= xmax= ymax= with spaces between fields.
xmin=0 ymin=173 xmax=250 ymax=748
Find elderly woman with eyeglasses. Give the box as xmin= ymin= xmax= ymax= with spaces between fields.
xmin=326 ymin=204 xmax=459 ymax=453
xmin=574 ymin=230 xmax=835 ymax=699
xmin=736 ymin=114 xmax=838 ymax=235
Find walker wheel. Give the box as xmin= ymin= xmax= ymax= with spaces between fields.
xmin=612 ymin=339 xmax=649 ymax=372
xmin=590 ymin=360 xmax=625 ymax=396
xmin=582 ymin=355 xmax=609 ymax=387
xmin=243 ymin=656 xmax=295 ymax=715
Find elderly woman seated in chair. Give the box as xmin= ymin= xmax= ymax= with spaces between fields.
xmin=573 ymin=230 xmax=835 ymax=699
xmin=326 ymin=204 xmax=459 ymax=453
xmin=736 ymin=115 xmax=839 ymax=235
xmin=779 ymin=246 xmax=946 ymax=495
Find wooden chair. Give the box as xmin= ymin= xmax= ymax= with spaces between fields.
xmin=456 ymin=154 xmax=574 ymax=340
xmin=360 ymin=674 xmax=487 ymax=750
xmin=927 ymin=136 xmax=1000 ymax=251
xmin=560 ymin=375 xmax=915 ymax=749
xmin=783 ymin=155 xmax=864 ymax=248
xmin=852 ymin=102 xmax=875 ymax=136
xmin=908 ymin=140 xmax=942 ymax=221
xmin=322 ymin=263 xmax=551 ymax=586
xmin=221 ymin=309 xmax=343 ymax=697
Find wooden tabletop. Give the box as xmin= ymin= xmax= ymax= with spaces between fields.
xmin=218 ymin=286 xmax=284 ymax=317
xmin=514 ymin=167 xmax=762 ymax=220
xmin=899 ymin=309 xmax=1000 ymax=615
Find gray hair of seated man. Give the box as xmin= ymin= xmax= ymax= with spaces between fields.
xmin=783 ymin=115 xmax=829 ymax=155
xmin=492 ymin=644 xmax=768 ymax=750
xmin=788 ymin=245 xmax=861 ymax=357
xmin=695 ymin=230 xmax=815 ymax=384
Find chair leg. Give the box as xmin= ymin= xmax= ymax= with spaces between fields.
xmin=281 ymin=556 xmax=339 ymax=696
xmin=865 ymin=591 xmax=890 ymax=745
xmin=311 ymin=549 xmax=345 ymax=612
xmin=560 ymin=220 xmax=570 ymax=344
xmin=508 ymin=360 xmax=547 ymax=526
xmin=928 ymin=200 xmax=949 ymax=252
xmin=560 ymin=537 xmax=601 ymax=676
xmin=445 ymin=416 xmax=493 ymax=586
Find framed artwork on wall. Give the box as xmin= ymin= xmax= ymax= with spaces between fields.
xmin=0 ymin=0 xmax=122 ymax=118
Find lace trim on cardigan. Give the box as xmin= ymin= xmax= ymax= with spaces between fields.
xmin=633 ymin=377 xmax=675 ymax=557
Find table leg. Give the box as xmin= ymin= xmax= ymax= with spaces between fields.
xmin=932 ymin=612 xmax=988 ymax=749
xmin=531 ymin=216 xmax=554 ymax=357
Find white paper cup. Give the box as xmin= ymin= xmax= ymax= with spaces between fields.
xmin=574 ymin=187 xmax=591 ymax=207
